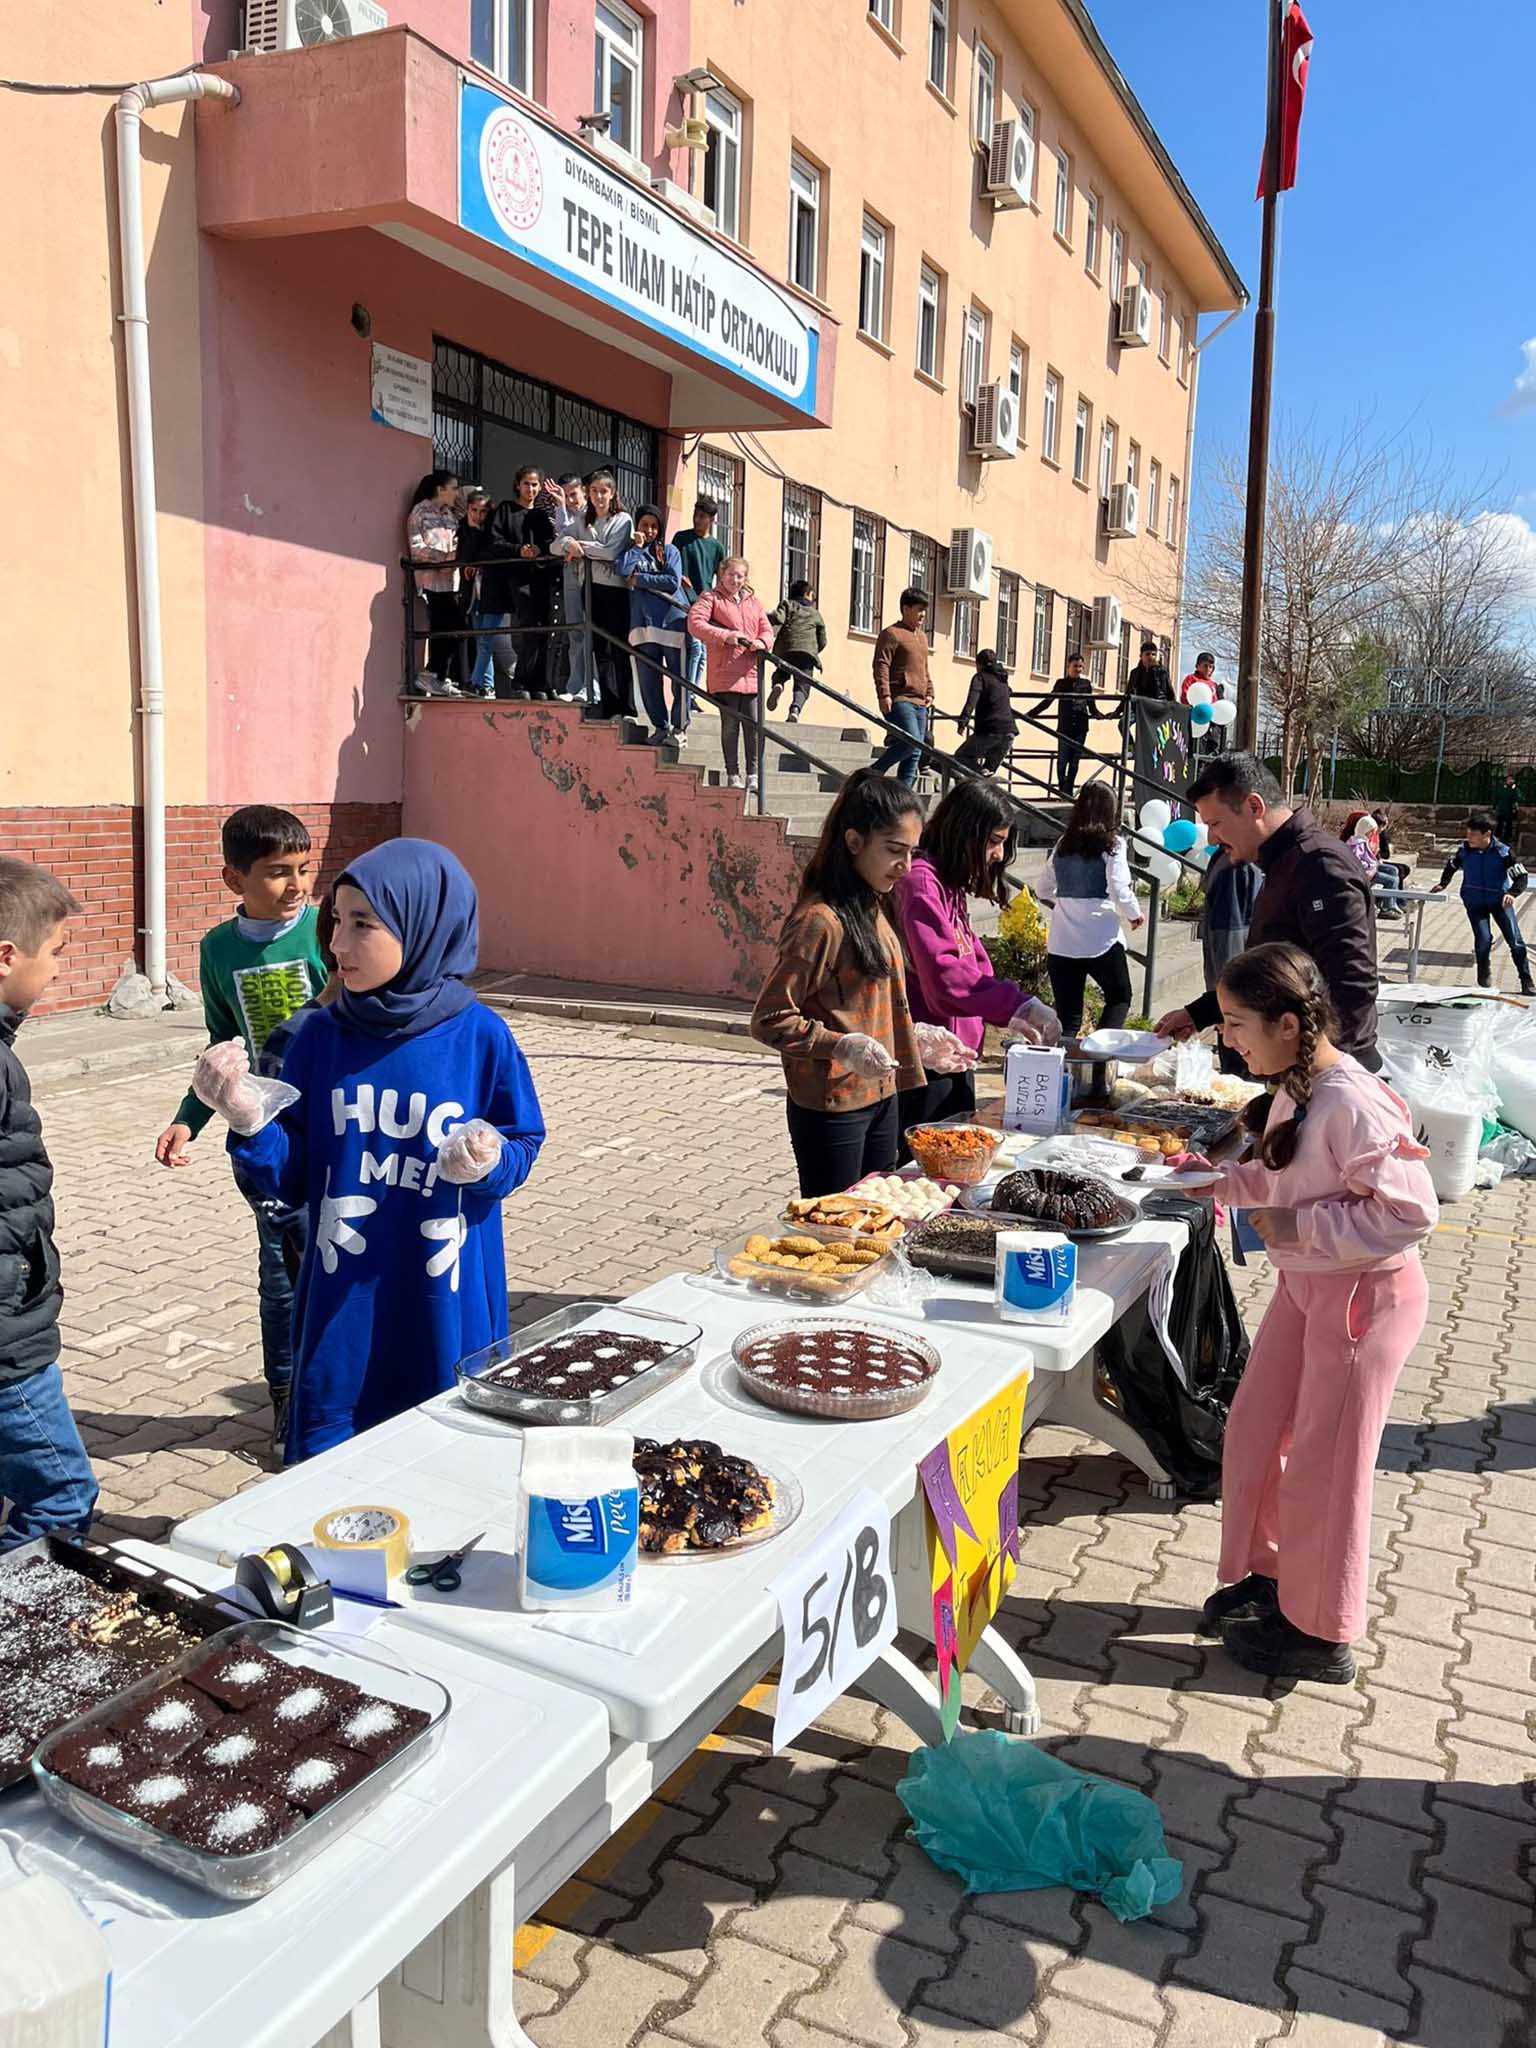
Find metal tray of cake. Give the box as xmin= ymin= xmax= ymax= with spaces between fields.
xmin=978 ymin=1173 xmax=1140 ymax=1243
xmin=1079 ymin=1099 xmax=1240 ymax=1147
xmin=0 ymin=1536 xmax=244 ymax=1791
xmin=455 ymin=1302 xmax=702 ymax=1425
xmin=900 ymin=1211 xmax=1007 ymax=1281
xmin=32 ymin=1618 xmax=448 ymax=1901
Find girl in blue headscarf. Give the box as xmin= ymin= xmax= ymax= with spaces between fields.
xmin=195 ymin=839 xmax=545 ymax=1462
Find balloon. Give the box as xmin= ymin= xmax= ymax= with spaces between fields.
xmin=1209 ymin=699 xmax=1238 ymax=729
xmin=1191 ymin=819 xmax=1210 ymax=849
xmin=1185 ymin=681 xmax=1215 ymax=708
xmin=1193 ymin=841 xmax=1215 ymax=866
xmin=1139 ymin=800 xmax=1172 ymax=832
xmin=1191 ymin=703 xmax=1213 ymax=730
xmin=1163 ymin=819 xmax=1199 ymax=854
xmin=1147 ymin=851 xmax=1181 ymax=886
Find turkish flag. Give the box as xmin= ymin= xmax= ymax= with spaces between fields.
xmin=1257 ymin=2 xmax=1314 ymax=197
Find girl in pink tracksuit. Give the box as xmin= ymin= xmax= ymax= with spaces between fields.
xmin=686 ymin=558 xmax=772 ymax=792
xmin=1200 ymin=942 xmax=1438 ymax=1684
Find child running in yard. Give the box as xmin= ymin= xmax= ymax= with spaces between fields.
xmin=1199 ymin=942 xmax=1438 ymax=1683
xmin=1435 ymin=809 xmax=1535 ymax=995
xmin=192 ymin=839 xmax=544 ymax=1464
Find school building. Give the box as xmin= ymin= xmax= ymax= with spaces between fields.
xmin=1 ymin=0 xmax=1241 ymax=1011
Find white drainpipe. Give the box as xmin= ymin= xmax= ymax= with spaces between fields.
xmin=115 ymin=70 xmax=240 ymax=994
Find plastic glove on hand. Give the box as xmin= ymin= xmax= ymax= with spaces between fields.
xmin=1004 ymin=997 xmax=1061 ymax=1047
xmin=191 ymin=1040 xmax=267 ymax=1135
xmin=435 ymin=1118 xmax=504 ymax=1185
xmin=913 ymin=1023 xmax=977 ymax=1075
xmin=833 ymin=1032 xmax=899 ymax=1080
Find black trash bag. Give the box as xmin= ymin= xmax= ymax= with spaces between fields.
xmin=1093 ymin=1191 xmax=1249 ymax=1498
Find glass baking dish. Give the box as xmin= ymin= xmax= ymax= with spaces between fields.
xmin=31 ymin=1619 xmax=448 ymax=1902
xmin=713 ymin=1224 xmax=890 ymax=1305
xmin=456 ymin=1303 xmax=701 ymax=1425
xmin=730 ymin=1315 xmax=942 ymax=1421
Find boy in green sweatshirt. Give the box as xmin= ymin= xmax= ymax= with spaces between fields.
xmin=153 ymin=807 xmax=327 ymax=1452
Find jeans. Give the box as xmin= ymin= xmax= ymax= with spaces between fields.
xmin=686 ymin=632 xmax=708 ymax=695
xmin=469 ymin=609 xmax=510 ymax=695
xmin=768 ymin=656 xmax=817 ymax=718
xmin=785 ymin=1095 xmax=899 ymax=1198
xmin=635 ymin=639 xmax=687 ymax=734
xmin=1047 ymin=945 xmax=1133 ymax=1035
xmin=873 ymin=699 xmax=926 ymax=785
xmin=1467 ymin=901 xmax=1531 ymax=985
xmin=716 ymin=695 xmax=757 ymax=778
xmin=244 ymin=1186 xmax=299 ymax=1399
xmin=0 ymin=1363 xmax=98 ymax=1552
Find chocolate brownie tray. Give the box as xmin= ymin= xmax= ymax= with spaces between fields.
xmin=32 ymin=1619 xmax=448 ymax=1901
xmin=456 ymin=1303 xmax=701 ymax=1425
xmin=730 ymin=1317 xmax=942 ymax=1422
xmin=0 ymin=1535 xmax=244 ymax=1792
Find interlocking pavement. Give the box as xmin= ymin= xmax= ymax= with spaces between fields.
xmin=26 ymin=1010 xmax=1536 ymax=2048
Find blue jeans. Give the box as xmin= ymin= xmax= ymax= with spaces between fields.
xmin=635 ymin=639 xmax=687 ymax=733
xmin=686 ymin=632 xmax=707 ymax=695
xmin=470 ymin=610 xmax=510 ymax=695
xmin=873 ymin=699 xmax=927 ymax=785
xmin=1467 ymin=901 xmax=1531 ymax=984
xmin=0 ymin=1363 xmax=98 ymax=1552
xmin=244 ymin=1187 xmax=300 ymax=1398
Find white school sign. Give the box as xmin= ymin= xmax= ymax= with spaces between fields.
xmin=459 ymin=79 xmax=819 ymax=416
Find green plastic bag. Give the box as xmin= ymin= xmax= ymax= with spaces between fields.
xmin=897 ymin=1729 xmax=1184 ymax=1924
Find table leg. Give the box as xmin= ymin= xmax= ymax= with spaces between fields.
xmin=317 ymin=1997 xmax=382 ymax=2048
xmin=1046 ymin=1350 xmax=1175 ymax=1496
xmin=380 ymin=1864 xmax=531 ymax=2048
xmin=966 ymin=1626 xmax=1041 ymax=1736
xmin=854 ymin=1642 xmax=946 ymax=1748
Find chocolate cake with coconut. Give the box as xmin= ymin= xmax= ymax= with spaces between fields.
xmin=733 ymin=1324 xmax=938 ymax=1420
xmin=481 ymin=1331 xmax=673 ymax=1399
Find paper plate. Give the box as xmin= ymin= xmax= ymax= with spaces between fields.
xmin=1078 ymin=1029 xmax=1170 ymax=1063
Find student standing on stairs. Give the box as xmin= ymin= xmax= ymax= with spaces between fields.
xmin=687 ymin=558 xmax=772 ymax=793
xmin=871 ymin=590 xmax=935 ymax=787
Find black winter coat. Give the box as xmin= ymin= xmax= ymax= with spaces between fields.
xmin=480 ymin=502 xmax=556 ymax=614
xmin=0 ymin=1006 xmax=63 ymax=1387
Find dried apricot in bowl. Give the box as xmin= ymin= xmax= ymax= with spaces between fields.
xmin=904 ymin=1123 xmax=1006 ymax=1187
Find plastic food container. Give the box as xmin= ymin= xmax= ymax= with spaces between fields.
xmin=778 ymin=1193 xmax=906 ymax=1244
xmin=714 ymin=1225 xmax=889 ymax=1304
xmin=730 ymin=1316 xmax=941 ymax=1421
xmin=32 ymin=1620 xmax=448 ymax=1902
xmin=902 ymin=1211 xmax=1006 ymax=1281
xmin=903 ymin=1119 xmax=1007 ymax=1188
xmin=846 ymin=1173 xmax=961 ymax=1222
xmin=456 ymin=1304 xmax=701 ymax=1425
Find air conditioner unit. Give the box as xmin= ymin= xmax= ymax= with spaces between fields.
xmin=1117 ymin=284 xmax=1153 ymax=347
xmin=1088 ymin=595 xmax=1123 ymax=648
xmin=985 ymin=120 xmax=1034 ymax=211
xmin=947 ymin=528 xmax=994 ymax=598
xmin=1104 ymin=483 xmax=1140 ymax=539
xmin=244 ymin=0 xmax=388 ymax=55
xmin=971 ymin=382 xmax=1019 ymax=459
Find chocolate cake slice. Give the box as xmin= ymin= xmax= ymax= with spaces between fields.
xmin=183 ymin=1644 xmax=291 ymax=1711
xmin=191 ymin=1708 xmax=299 ymax=1781
xmin=0 ymin=1557 xmax=125 ymax=1628
xmin=173 ymin=1777 xmax=298 ymax=1855
xmin=110 ymin=1682 xmax=219 ymax=1763
xmin=331 ymin=1694 xmax=431 ymax=1761
xmin=261 ymin=1670 xmax=360 ymax=1743
xmin=264 ymin=1740 xmax=373 ymax=1814
xmin=47 ymin=1728 xmax=146 ymax=1799
xmin=114 ymin=1764 xmax=202 ymax=1828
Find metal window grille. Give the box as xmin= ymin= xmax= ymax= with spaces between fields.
xmin=697 ymin=446 xmax=745 ymax=556
xmin=781 ymin=481 xmax=822 ymax=596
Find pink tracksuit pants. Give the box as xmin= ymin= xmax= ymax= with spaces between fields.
xmin=1218 ymin=1260 xmax=1429 ymax=1643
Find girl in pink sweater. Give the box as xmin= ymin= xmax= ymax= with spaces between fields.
xmin=687 ymin=558 xmax=772 ymax=792
xmin=1201 ymin=942 xmax=1437 ymax=1684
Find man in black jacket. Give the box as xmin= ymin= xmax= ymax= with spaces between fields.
xmin=1032 ymin=651 xmax=1095 ymax=794
xmin=0 ymin=857 xmax=97 ymax=1548
xmin=1129 ymin=640 xmax=1175 ymax=704
xmin=1155 ymin=753 xmax=1381 ymax=1070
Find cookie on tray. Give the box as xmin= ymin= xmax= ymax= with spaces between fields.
xmin=110 ymin=1682 xmax=219 ymax=1763
xmin=331 ymin=1694 xmax=431 ymax=1761
xmin=183 ymin=1644 xmax=292 ymax=1711
xmin=263 ymin=1740 xmax=374 ymax=1815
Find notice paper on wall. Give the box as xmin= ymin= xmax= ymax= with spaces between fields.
xmin=371 ymin=343 xmax=433 ymax=437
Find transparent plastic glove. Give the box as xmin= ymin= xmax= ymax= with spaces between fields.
xmin=191 ymin=1040 xmax=298 ymax=1136
xmin=1005 ymin=997 xmax=1061 ymax=1047
xmin=833 ymin=1032 xmax=899 ymax=1080
xmin=435 ymin=1118 xmax=504 ymax=1185
xmin=914 ymin=1023 xmax=978 ymax=1075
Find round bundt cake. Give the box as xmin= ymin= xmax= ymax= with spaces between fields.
xmin=991 ymin=1169 xmax=1125 ymax=1231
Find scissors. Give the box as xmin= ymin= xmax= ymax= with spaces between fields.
xmin=405 ymin=1531 xmax=486 ymax=1594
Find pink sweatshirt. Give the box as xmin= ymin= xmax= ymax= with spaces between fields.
xmin=891 ymin=854 xmax=1027 ymax=1057
xmin=1216 ymin=1056 xmax=1438 ymax=1273
xmin=686 ymin=588 xmax=772 ymax=695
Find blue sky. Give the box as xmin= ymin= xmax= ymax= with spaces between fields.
xmin=1094 ymin=0 xmax=1536 ymax=551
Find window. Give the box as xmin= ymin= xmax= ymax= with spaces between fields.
xmin=1158 ymin=288 xmax=1171 ymax=361
xmin=1098 ymin=418 xmax=1118 ymax=500
xmin=1041 ymin=370 xmax=1061 ymax=462
xmin=916 ymin=264 xmax=942 ymax=378
xmin=859 ymin=215 xmax=888 ymax=341
xmin=1083 ymin=188 xmax=1101 ymax=275
xmin=1109 ymin=223 xmax=1124 ymax=303
xmin=1167 ymin=475 xmax=1182 ymax=547
xmin=961 ymin=306 xmax=988 ymax=406
xmin=471 ymin=0 xmax=531 ymax=93
xmin=1064 ymin=598 xmax=1087 ymax=660
xmin=1176 ymin=314 xmax=1189 ymax=383
xmin=1090 ymin=645 xmax=1107 ymax=686
xmin=868 ymin=0 xmax=894 ymax=32
xmin=1072 ymin=397 xmax=1091 ymax=484
xmin=702 ymin=89 xmax=742 ymax=241
xmin=1053 ymin=149 xmax=1072 ymax=241
xmin=996 ymin=571 xmax=1020 ymax=668
xmin=1007 ymin=341 xmax=1025 ymax=406
xmin=1031 ymin=587 xmax=1055 ymax=676
xmin=1126 ymin=439 xmax=1140 ymax=489
xmin=1158 ymin=634 xmax=1172 ymax=672
xmin=908 ymin=534 xmax=940 ymax=642
xmin=850 ymin=510 xmax=886 ymax=634
xmin=953 ymin=598 xmax=978 ymax=659
xmin=697 ymin=446 xmax=744 ymax=557
xmin=1147 ymin=459 xmax=1162 ymax=534
xmin=593 ymin=0 xmax=643 ymax=158
xmin=973 ymin=39 xmax=996 ymax=150
xmin=1017 ymin=100 xmax=1038 ymax=199
xmin=788 ymin=153 xmax=821 ymax=294
xmin=782 ymin=481 xmax=822 ymax=594
xmin=927 ymin=0 xmax=948 ymax=93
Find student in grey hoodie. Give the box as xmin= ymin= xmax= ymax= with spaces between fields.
xmin=766 ymin=579 xmax=828 ymax=722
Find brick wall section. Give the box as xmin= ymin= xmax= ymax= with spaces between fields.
xmin=0 ymin=803 xmax=401 ymax=1014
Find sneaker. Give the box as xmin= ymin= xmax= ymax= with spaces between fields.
xmin=1196 ymin=1573 xmax=1278 ymax=1639
xmin=726 ymin=773 xmax=745 ymax=789
xmin=270 ymin=1387 xmax=291 ymax=1465
xmin=745 ymin=775 xmax=759 ymax=796
xmin=787 ymin=710 xmax=801 ymax=724
xmin=1521 ymin=982 xmax=1536 ymax=999
xmin=1478 ymin=972 xmax=1493 ymax=989
xmin=1222 ymin=1611 xmax=1356 ymax=1684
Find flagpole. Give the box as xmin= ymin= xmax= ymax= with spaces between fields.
xmin=1235 ymin=0 xmax=1286 ymax=758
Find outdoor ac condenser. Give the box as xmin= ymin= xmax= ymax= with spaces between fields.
xmin=1088 ymin=595 xmax=1123 ymax=648
xmin=985 ymin=121 xmax=1034 ymax=210
xmin=1117 ymin=285 xmax=1153 ymax=347
xmin=244 ymin=0 xmax=388 ymax=54
xmin=947 ymin=528 xmax=994 ymax=599
xmin=1104 ymin=484 xmax=1140 ymax=539
xmin=971 ymin=383 xmax=1020 ymax=459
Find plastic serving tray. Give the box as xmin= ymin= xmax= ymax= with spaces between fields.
xmin=33 ymin=1619 xmax=448 ymax=1902
xmin=714 ymin=1225 xmax=890 ymax=1305
xmin=456 ymin=1303 xmax=701 ymax=1425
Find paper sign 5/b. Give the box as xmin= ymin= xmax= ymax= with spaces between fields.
xmin=770 ymin=1491 xmax=896 ymax=1753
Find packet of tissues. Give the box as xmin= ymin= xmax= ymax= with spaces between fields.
xmin=519 ymin=1427 xmax=639 ymax=1611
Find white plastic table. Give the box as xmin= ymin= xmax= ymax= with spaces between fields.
xmin=0 ymin=1541 xmax=610 ymax=2048
xmin=1375 ymin=884 xmax=1450 ymax=981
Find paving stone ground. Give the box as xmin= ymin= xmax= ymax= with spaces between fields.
xmin=24 ymin=980 xmax=1536 ymax=2048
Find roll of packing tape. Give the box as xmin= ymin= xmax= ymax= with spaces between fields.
xmin=312 ymin=1505 xmax=411 ymax=1581
xmin=259 ymin=1545 xmax=295 ymax=1590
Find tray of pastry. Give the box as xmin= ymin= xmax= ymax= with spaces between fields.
xmin=1076 ymin=1100 xmax=1239 ymax=1148
xmin=714 ymin=1225 xmax=891 ymax=1304
xmin=780 ymin=1191 xmax=906 ymax=1244
xmin=456 ymin=1303 xmax=701 ymax=1425
xmin=0 ymin=1537 xmax=244 ymax=1791
xmin=633 ymin=1438 xmax=801 ymax=1559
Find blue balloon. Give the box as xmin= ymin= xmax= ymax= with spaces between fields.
xmin=1190 ymin=702 xmax=1214 ymax=730
xmin=1163 ymin=819 xmax=1199 ymax=854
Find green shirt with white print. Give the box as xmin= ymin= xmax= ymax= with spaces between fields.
xmin=173 ymin=908 xmax=327 ymax=1137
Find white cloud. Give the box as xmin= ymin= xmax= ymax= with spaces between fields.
xmin=1470 ymin=510 xmax=1536 ymax=600
xmin=1503 ymin=337 xmax=1536 ymax=418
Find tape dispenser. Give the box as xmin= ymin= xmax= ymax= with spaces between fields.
xmin=235 ymin=1542 xmax=335 ymax=1629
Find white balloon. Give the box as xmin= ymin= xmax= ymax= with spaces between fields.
xmin=1185 ymin=681 xmax=1215 ymax=708
xmin=1209 ymin=699 xmax=1238 ymax=729
xmin=1147 ymin=851 xmax=1181 ymax=886
xmin=1191 ymin=818 xmax=1210 ymax=847
xmin=1139 ymin=800 xmax=1172 ymax=832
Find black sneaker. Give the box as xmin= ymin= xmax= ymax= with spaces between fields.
xmin=1196 ymin=1573 xmax=1278 ymax=1638
xmin=1222 ymin=1611 xmax=1356 ymax=1684
xmin=270 ymin=1388 xmax=291 ymax=1466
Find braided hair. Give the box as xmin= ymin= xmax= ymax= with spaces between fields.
xmin=1218 ymin=943 xmax=1339 ymax=1170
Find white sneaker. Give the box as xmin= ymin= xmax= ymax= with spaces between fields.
xmin=726 ymin=773 xmax=745 ymax=789
xmin=745 ymin=775 xmax=759 ymax=795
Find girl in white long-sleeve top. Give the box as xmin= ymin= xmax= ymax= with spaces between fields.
xmin=553 ymin=471 xmax=633 ymax=720
xmin=1035 ymin=781 xmax=1144 ymax=1034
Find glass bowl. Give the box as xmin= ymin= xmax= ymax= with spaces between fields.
xmin=903 ymin=1118 xmax=1007 ymax=1187
xmin=730 ymin=1315 xmax=942 ymax=1421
